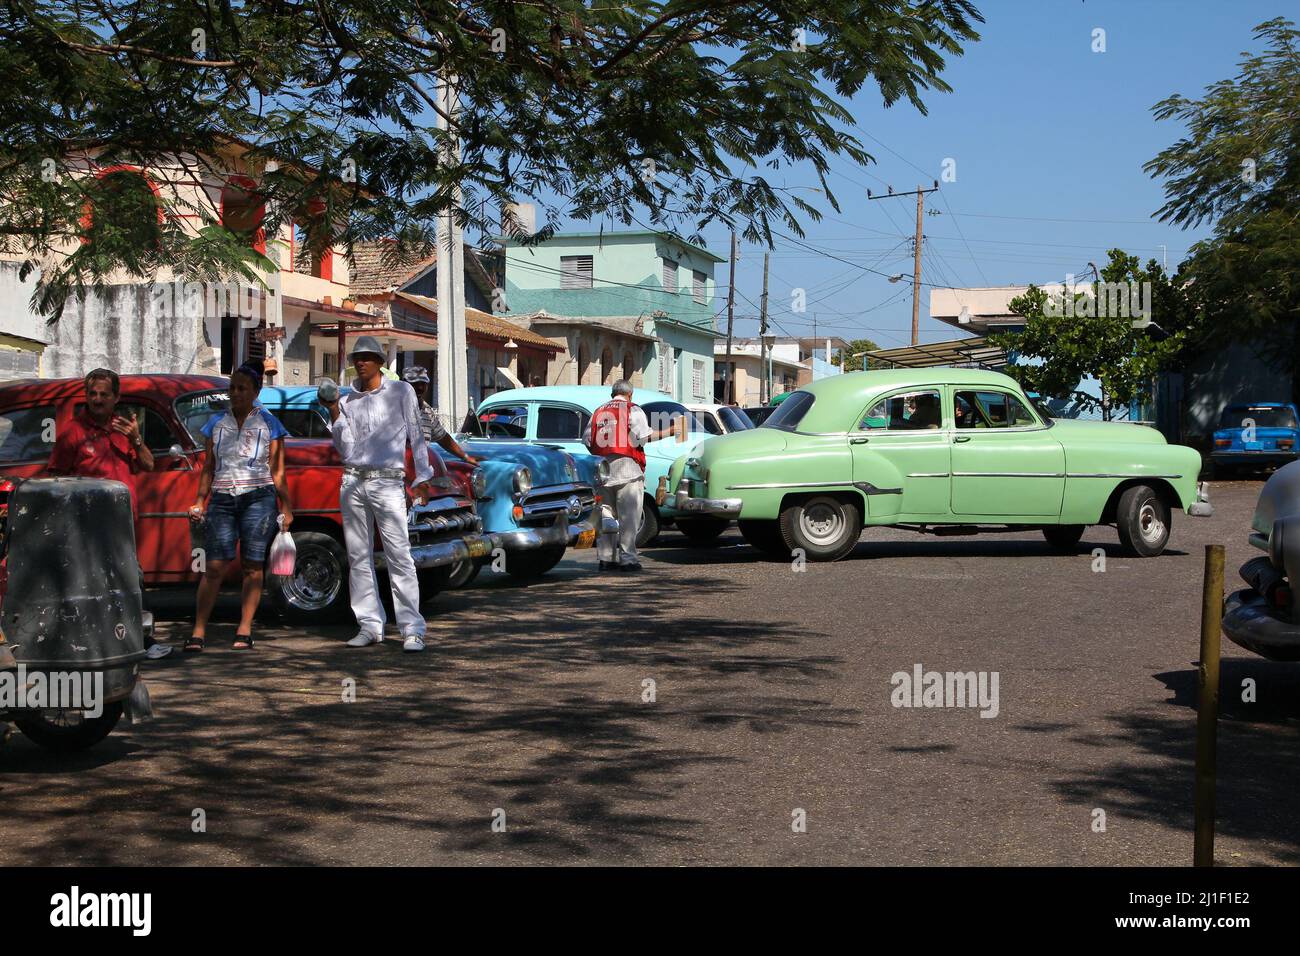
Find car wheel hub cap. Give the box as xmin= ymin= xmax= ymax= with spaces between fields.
xmin=1138 ymin=502 xmax=1165 ymax=543
xmin=801 ymin=503 xmax=843 ymax=545
xmin=283 ymin=545 xmax=341 ymax=610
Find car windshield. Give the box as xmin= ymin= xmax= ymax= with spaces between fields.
xmin=467 ymin=404 xmax=529 ymax=439
xmin=718 ymin=406 xmax=753 ymax=432
xmin=1220 ymin=406 xmax=1297 ymax=429
xmin=174 ymin=389 xmax=230 ymax=444
xmin=641 ymin=400 xmax=693 ymax=436
xmin=761 ymin=391 xmax=815 ymax=432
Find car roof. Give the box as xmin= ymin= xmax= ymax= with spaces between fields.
xmin=793 ymin=368 xmax=1025 ymax=430
xmin=480 ymin=385 xmax=677 ymax=412
xmin=0 ymin=374 xmax=228 ymax=405
xmin=258 ymin=385 xmax=353 ymax=407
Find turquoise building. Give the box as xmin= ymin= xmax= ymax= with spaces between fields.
xmin=500 ymin=230 xmax=724 ymax=401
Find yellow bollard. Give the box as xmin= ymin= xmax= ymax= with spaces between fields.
xmin=1194 ymin=543 xmax=1225 ymax=868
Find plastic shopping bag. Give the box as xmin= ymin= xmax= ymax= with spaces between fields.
xmin=267 ymin=514 xmax=297 ymax=578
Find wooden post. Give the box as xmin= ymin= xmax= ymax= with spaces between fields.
xmin=336 ymin=321 xmax=346 ymax=384
xmin=1194 ymin=543 xmax=1225 ymax=867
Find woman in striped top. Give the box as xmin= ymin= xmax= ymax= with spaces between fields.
xmin=186 ymin=363 xmax=293 ymax=650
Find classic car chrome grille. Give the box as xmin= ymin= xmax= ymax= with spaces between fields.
xmin=519 ymin=484 xmax=596 ymax=524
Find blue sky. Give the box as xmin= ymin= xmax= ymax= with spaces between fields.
xmin=576 ymin=0 xmax=1289 ymax=349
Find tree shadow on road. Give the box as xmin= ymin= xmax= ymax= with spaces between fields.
xmin=1049 ymin=660 xmax=1300 ymax=864
xmin=0 ymin=567 xmax=857 ymax=865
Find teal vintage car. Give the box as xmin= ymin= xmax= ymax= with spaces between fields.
xmin=670 ymin=369 xmax=1213 ymax=561
xmin=469 ymin=385 xmax=712 ymax=546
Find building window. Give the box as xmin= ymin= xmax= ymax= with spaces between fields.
xmin=560 ymin=255 xmax=593 ymax=290
xmin=692 ymin=270 xmax=707 ymax=304
xmin=79 ymin=166 xmax=164 ymax=250
xmin=662 ymin=258 xmax=678 ymax=293
xmin=692 ymin=360 xmax=705 ymax=398
xmin=220 ymin=176 xmax=267 ymax=255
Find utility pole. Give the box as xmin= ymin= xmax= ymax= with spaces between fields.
xmin=759 ymin=251 xmax=770 ymax=404
xmin=722 ymin=232 xmax=737 ymax=404
xmin=435 ymin=69 xmax=469 ymax=430
xmin=868 ymin=182 xmax=938 ymax=346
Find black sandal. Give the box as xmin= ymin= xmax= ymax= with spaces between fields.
xmin=232 ymin=633 xmax=254 ymax=650
xmin=183 ymin=635 xmax=205 ymax=653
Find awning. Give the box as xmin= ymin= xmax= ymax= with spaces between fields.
xmin=864 ymin=336 xmax=1006 ymax=370
xmin=497 ymin=366 xmax=523 ymax=388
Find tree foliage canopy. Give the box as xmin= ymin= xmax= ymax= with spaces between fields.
xmin=989 ymin=250 xmax=1195 ymax=420
xmin=1144 ymin=17 xmax=1300 ymax=396
xmin=0 ymin=0 xmax=983 ymax=315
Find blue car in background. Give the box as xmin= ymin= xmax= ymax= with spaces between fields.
xmin=465 ymin=385 xmax=721 ymax=546
xmin=1212 ymin=402 xmax=1300 ymax=476
xmin=258 ymin=385 xmax=608 ymax=585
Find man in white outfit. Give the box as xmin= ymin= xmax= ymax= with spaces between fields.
xmin=585 ymin=380 xmax=676 ymax=572
xmin=321 ymin=336 xmax=435 ymax=652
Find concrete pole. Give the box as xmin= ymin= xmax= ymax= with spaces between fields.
xmin=911 ymin=187 xmax=924 ymax=347
xmin=435 ymin=70 xmax=470 ymax=427
xmin=722 ymin=231 xmax=737 ymax=404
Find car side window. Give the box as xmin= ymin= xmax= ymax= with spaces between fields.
xmin=276 ymin=408 xmax=329 ymax=438
xmin=536 ymin=405 xmax=587 ymax=440
xmin=0 ymin=405 xmax=58 ymax=463
xmin=859 ymin=390 xmax=942 ymax=430
xmin=954 ymin=391 xmax=1038 ymax=429
xmin=86 ymin=402 xmax=179 ymax=452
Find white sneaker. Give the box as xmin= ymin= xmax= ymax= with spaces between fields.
xmin=346 ymin=632 xmax=383 ymax=647
xmin=402 ymin=635 xmax=426 ymax=653
xmin=144 ymin=643 xmax=173 ymax=660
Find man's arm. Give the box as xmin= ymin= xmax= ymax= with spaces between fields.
xmin=326 ymin=397 xmax=356 ymax=460
xmin=402 ymin=386 xmax=434 ymax=487
xmin=436 ymin=432 xmax=478 ymax=465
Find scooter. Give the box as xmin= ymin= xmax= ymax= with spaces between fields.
xmin=0 ymin=477 xmax=152 ymax=751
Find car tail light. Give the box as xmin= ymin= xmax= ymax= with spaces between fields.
xmin=1214 ymin=439 xmax=1230 ymax=448
xmin=1280 ymin=439 xmax=1295 ymax=449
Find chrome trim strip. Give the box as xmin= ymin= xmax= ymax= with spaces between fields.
xmin=520 ymin=481 xmax=592 ymax=502
xmin=1066 ymin=473 xmax=1183 ymax=479
xmin=906 ymin=472 xmax=951 ymax=478
xmin=725 ymin=480 xmax=851 ymax=490
xmin=951 ymin=472 xmax=1066 ymax=478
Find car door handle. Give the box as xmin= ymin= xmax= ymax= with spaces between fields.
xmin=850 ymin=437 xmax=869 ymax=444
xmin=953 ymin=435 xmax=972 ymax=443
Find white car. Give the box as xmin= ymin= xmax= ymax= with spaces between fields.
xmin=685 ymin=403 xmax=754 ymax=435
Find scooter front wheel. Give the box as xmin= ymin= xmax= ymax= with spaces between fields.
xmin=14 ymin=701 xmax=124 ymax=752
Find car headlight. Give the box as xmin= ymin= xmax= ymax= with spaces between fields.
xmin=513 ymin=465 xmax=532 ymax=495
xmin=471 ymin=467 xmax=488 ymax=499
xmin=596 ymin=459 xmax=611 ymax=483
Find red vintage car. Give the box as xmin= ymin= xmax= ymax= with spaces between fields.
xmin=0 ymin=375 xmax=492 ymax=622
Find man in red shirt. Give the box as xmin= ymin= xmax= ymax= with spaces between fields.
xmin=46 ymin=368 xmax=171 ymax=658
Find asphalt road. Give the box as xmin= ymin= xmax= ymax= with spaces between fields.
xmin=3 ymin=479 xmax=1298 ymax=866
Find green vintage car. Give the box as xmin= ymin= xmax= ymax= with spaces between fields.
xmin=669 ymin=369 xmax=1212 ymax=561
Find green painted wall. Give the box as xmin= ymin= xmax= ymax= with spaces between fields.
xmin=502 ymin=232 xmax=721 ymax=400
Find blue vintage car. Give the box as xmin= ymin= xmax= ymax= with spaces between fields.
xmin=257 ymin=385 xmax=609 ymax=584
xmin=1212 ymin=402 xmax=1300 ymax=476
xmin=465 ymin=385 xmax=720 ymax=545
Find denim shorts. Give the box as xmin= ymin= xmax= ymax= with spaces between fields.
xmin=204 ymin=486 xmax=278 ymax=562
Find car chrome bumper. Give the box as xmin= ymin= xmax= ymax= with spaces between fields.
xmin=1188 ymin=481 xmax=1213 ymax=517
xmin=377 ymin=531 xmax=499 ymax=571
xmin=495 ymin=515 xmax=614 ymax=553
xmin=674 ymin=488 xmax=743 ymax=517
xmin=1223 ymin=588 xmax=1300 ymax=661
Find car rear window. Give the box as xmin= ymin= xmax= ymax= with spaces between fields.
xmin=1220 ymin=406 xmax=1297 ymax=429
xmin=762 ymin=391 xmax=815 ymax=431
xmin=0 ymin=405 xmax=57 ymax=463
xmin=718 ymin=406 xmax=753 ymax=432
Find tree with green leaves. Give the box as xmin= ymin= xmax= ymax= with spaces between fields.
xmin=988 ymin=249 xmax=1195 ymax=421
xmin=0 ymin=1 xmax=983 ymax=317
xmin=831 ymin=337 xmax=883 ymax=370
xmin=1144 ymin=17 xmax=1300 ymax=401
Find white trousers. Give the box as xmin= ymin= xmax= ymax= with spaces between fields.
xmin=340 ymin=475 xmax=425 ymax=638
xmin=597 ymin=457 xmax=644 ymax=565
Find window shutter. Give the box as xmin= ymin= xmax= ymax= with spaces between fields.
xmin=662 ymin=259 xmax=678 ymax=293
xmin=560 ymin=255 xmax=593 ymax=290
xmin=692 ymin=360 xmax=704 ymax=398
xmin=692 ymin=270 xmax=706 ymax=304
